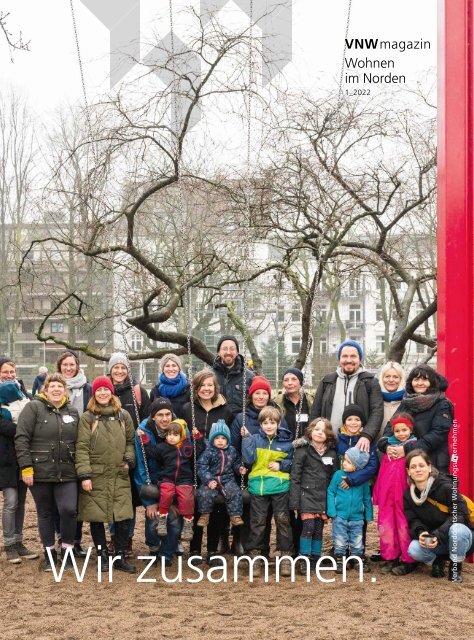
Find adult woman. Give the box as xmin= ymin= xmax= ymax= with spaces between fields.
xmin=75 ymin=376 xmax=136 ymax=574
xmin=396 ymin=450 xmax=473 ymax=582
xmin=380 ymin=365 xmax=453 ymax=474
xmin=56 ymin=350 xmax=92 ymax=415
xmin=275 ymin=368 xmax=314 ymax=440
xmin=56 ymin=349 xmax=92 ymax=556
xmin=378 ymin=361 xmax=406 ymax=438
xmin=108 ymin=352 xmax=150 ymax=555
xmin=182 ymin=370 xmax=233 ymax=563
xmin=149 ymin=353 xmax=190 ymax=419
xmin=15 ymin=374 xmax=79 ymax=571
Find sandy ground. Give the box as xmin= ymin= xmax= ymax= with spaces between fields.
xmin=1 ymin=493 xmax=473 ymax=640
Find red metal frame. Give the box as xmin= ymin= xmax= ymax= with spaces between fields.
xmin=437 ymin=0 xmax=474 ymax=503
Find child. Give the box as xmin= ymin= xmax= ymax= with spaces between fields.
xmin=327 ymin=447 xmax=374 ymax=572
xmin=373 ymin=413 xmax=417 ymax=574
xmin=196 ymin=419 xmax=246 ymax=527
xmin=336 ymin=404 xmax=379 ymax=485
xmin=290 ymin=417 xmax=337 ymax=572
xmin=241 ymin=406 xmax=294 ymax=575
xmin=142 ymin=419 xmax=203 ymax=540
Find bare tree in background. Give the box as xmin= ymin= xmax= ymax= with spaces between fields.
xmin=0 ymin=10 xmax=29 ymax=61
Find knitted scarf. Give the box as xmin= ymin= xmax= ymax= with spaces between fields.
xmin=65 ymin=369 xmax=88 ymax=414
xmin=388 ymin=434 xmax=417 ymax=446
xmin=402 ymin=391 xmax=441 ymax=414
xmin=158 ymin=372 xmax=188 ymax=398
xmin=382 ymin=389 xmax=405 ymax=402
xmin=409 ymin=470 xmax=439 ymax=505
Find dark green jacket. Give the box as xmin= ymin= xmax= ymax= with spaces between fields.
xmin=76 ymin=406 xmax=136 ymax=523
xmin=15 ymin=396 xmax=79 ymax=483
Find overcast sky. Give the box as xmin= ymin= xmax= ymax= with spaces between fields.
xmin=0 ymin=0 xmax=436 ymax=113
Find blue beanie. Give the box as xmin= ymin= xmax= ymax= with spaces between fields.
xmin=209 ymin=419 xmax=230 ymax=447
xmin=0 ymin=381 xmax=24 ymax=405
xmin=345 ymin=446 xmax=370 ymax=471
xmin=337 ymin=340 xmax=363 ymax=362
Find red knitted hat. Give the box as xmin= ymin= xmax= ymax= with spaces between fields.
xmin=392 ymin=415 xmax=414 ymax=431
xmin=92 ymin=376 xmax=115 ymax=396
xmin=248 ymin=376 xmax=272 ymax=398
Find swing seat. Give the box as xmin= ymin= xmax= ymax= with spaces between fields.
xmin=213 ymin=489 xmax=251 ymax=505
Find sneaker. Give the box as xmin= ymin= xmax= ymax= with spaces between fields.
xmin=60 ymin=548 xmax=76 ymax=570
xmin=381 ymin=560 xmax=399 ymax=574
xmin=181 ymin=518 xmax=194 ymax=541
xmin=157 ymin=515 xmax=168 ymax=537
xmin=392 ymin=562 xmax=418 ymax=576
xmin=230 ymin=515 xmax=244 ymax=527
xmin=73 ymin=543 xmax=87 ymax=558
xmin=15 ymin=542 xmax=39 ymax=560
xmin=5 ymin=544 xmax=21 ymax=564
xmin=197 ymin=514 xmax=210 ymax=528
xmin=448 ymin=560 xmax=463 ymax=583
xmin=39 ymin=548 xmax=57 ymax=572
xmin=431 ymin=555 xmax=447 ymax=578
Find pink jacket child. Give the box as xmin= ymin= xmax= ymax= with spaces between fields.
xmin=373 ymin=413 xmax=417 ymax=568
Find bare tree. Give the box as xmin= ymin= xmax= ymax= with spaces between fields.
xmin=0 ymin=10 xmax=29 ymax=61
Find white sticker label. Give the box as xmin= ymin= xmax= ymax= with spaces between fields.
xmin=322 ymin=457 xmax=334 ymax=465
xmin=63 ymin=415 xmax=75 ymax=423
xmin=298 ymin=414 xmax=309 ymax=423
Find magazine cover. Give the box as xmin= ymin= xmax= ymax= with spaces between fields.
xmin=0 ymin=1 xmax=472 ymax=639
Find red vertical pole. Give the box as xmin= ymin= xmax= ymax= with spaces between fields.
xmin=437 ymin=0 xmax=474 ymax=503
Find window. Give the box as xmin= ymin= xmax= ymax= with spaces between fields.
xmin=51 ymin=322 xmax=64 ymax=333
xmin=130 ymin=334 xmax=143 ymax=351
xmin=349 ymin=304 xmax=361 ymax=322
xmin=349 ymin=276 xmax=361 ymax=297
xmin=22 ymin=320 xmax=34 ymax=333
xmin=376 ymin=335 xmax=386 ymax=353
xmin=292 ymin=335 xmax=301 ymax=354
xmin=277 ymin=307 xmax=285 ymax=322
xmin=416 ymin=342 xmax=425 ymax=354
xmin=291 ymin=310 xmax=299 ymax=322
xmin=376 ymin=304 xmax=383 ymax=322
xmin=22 ymin=344 xmax=35 ymax=359
xmin=320 ymin=336 xmax=327 ymax=354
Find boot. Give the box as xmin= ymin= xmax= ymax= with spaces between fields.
xmin=230 ymin=538 xmax=245 ymax=556
xmin=360 ymin=555 xmax=371 ymax=573
xmin=73 ymin=543 xmax=87 ymax=558
xmin=197 ymin=513 xmax=210 ymax=528
xmin=392 ymin=561 xmax=418 ymax=576
xmin=448 ymin=560 xmax=463 ymax=583
xmin=431 ymin=555 xmax=447 ymax=578
xmin=298 ymin=556 xmax=310 ymax=575
xmin=249 ymin=550 xmax=262 ymax=577
xmin=125 ymin=538 xmax=133 ymax=558
xmin=335 ymin=555 xmax=345 ymax=574
xmin=310 ymin=555 xmax=320 ymax=569
xmin=39 ymin=548 xmax=57 ymax=572
xmin=60 ymin=547 xmax=76 ymax=570
xmin=230 ymin=515 xmax=245 ymax=527
xmin=279 ymin=557 xmax=293 ymax=577
xmin=156 ymin=515 xmax=168 ymax=537
xmin=114 ymin=552 xmax=137 ymax=574
xmin=181 ymin=518 xmax=194 ymax=541
xmin=106 ymin=537 xmax=116 ymax=554
xmin=381 ymin=559 xmax=399 ymax=574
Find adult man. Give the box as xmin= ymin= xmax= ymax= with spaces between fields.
xmin=275 ymin=367 xmax=314 ymax=440
xmin=310 ymin=340 xmax=383 ymax=452
xmin=134 ymin=397 xmax=181 ymax=565
xmin=212 ymin=335 xmax=255 ymax=417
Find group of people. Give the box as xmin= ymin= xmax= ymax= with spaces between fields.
xmin=0 ymin=336 xmax=472 ymax=583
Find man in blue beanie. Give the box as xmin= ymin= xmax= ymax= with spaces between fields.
xmin=310 ymin=340 xmax=383 ymax=453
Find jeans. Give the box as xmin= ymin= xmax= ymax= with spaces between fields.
xmin=332 ymin=516 xmax=364 ymax=556
xmin=146 ymin=506 xmax=181 ymax=560
xmin=30 ymin=481 xmax=77 ymax=547
xmin=408 ymin=524 xmax=474 ymax=564
xmin=2 ymin=484 xmax=27 ymax=546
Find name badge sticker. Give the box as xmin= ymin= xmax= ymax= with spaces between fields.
xmin=298 ymin=414 xmax=309 ymax=422
xmin=63 ymin=415 xmax=75 ymax=424
xmin=322 ymin=457 xmax=333 ymax=465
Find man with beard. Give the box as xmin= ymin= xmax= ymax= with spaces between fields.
xmin=212 ymin=336 xmax=255 ymax=418
xmin=310 ymin=340 xmax=383 ymax=452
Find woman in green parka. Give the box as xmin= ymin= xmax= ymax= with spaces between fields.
xmin=75 ymin=376 xmax=136 ymax=573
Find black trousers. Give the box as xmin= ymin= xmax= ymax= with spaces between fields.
xmin=246 ymin=492 xmax=293 ymax=554
xmin=90 ymin=519 xmax=131 ymax=553
xmin=190 ymin=505 xmax=223 ymax=555
xmin=30 ymin=481 xmax=77 ymax=547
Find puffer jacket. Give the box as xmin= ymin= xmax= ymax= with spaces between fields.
xmin=212 ymin=354 xmax=255 ymax=417
xmin=197 ymin=443 xmax=242 ymax=486
xmin=241 ymin=424 xmax=293 ymax=496
xmin=15 ymin=396 xmax=79 ymax=483
xmin=289 ymin=444 xmax=337 ymax=513
xmin=182 ymin=395 xmax=233 ymax=439
xmin=230 ymin=401 xmax=289 ymax=452
xmin=75 ymin=406 xmax=136 ymax=522
xmin=327 ymin=470 xmax=374 ymax=521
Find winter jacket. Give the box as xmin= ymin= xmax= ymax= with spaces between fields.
xmin=289 ymin=444 xmax=337 ymax=513
xmin=403 ymin=474 xmax=474 ymax=546
xmin=212 ymin=354 xmax=255 ymax=417
xmin=143 ymin=433 xmax=204 ymax=486
xmin=241 ymin=425 xmax=293 ymax=496
xmin=336 ymin=429 xmax=379 ymax=486
xmin=274 ymin=390 xmax=315 ymax=440
xmin=230 ymin=401 xmax=289 ymax=452
xmin=75 ymin=406 xmax=136 ymax=523
xmin=32 ymin=373 xmax=47 ymax=397
xmin=15 ymin=396 xmax=79 ymax=483
xmin=112 ymin=380 xmax=151 ymax=429
xmin=0 ymin=382 xmax=30 ymax=488
xmin=310 ymin=370 xmax=384 ymax=441
xmin=182 ymin=395 xmax=233 ymax=439
xmin=133 ymin=417 xmax=165 ymax=506
xmin=327 ymin=470 xmax=374 ymax=521
xmin=197 ymin=443 xmax=242 ymax=487
xmin=150 ymin=384 xmax=190 ymax=420
xmin=379 ymin=398 xmax=453 ymax=473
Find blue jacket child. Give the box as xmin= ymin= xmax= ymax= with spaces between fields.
xmin=336 ymin=404 xmax=379 ymax=486
xmin=196 ymin=420 xmax=245 ymax=523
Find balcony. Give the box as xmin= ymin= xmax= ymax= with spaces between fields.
xmin=345 ymin=321 xmax=364 ymax=330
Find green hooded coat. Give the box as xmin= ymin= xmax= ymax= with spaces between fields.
xmin=75 ymin=405 xmax=136 ymax=523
